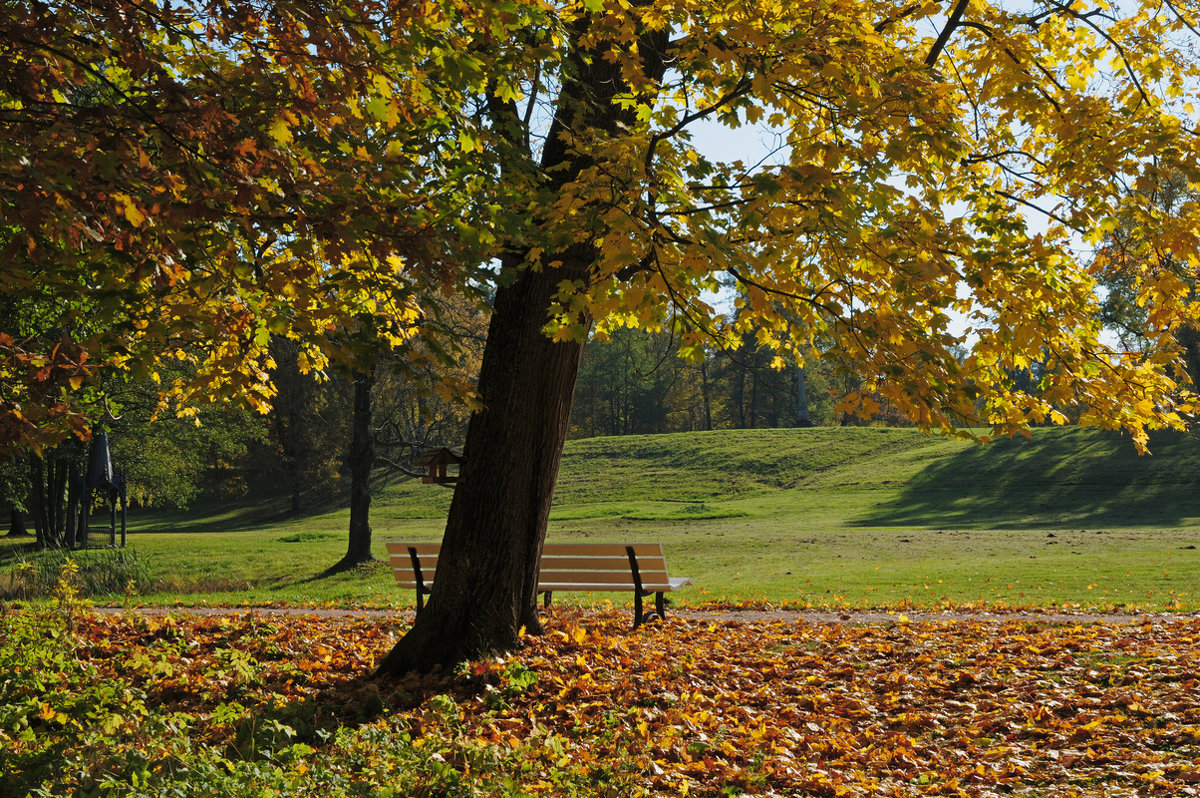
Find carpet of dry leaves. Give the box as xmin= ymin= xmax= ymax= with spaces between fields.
xmin=61 ymin=608 xmax=1200 ymax=796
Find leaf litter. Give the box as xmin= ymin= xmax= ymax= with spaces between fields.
xmin=9 ymin=607 xmax=1200 ymax=796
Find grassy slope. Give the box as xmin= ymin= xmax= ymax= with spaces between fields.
xmin=3 ymin=426 xmax=1199 ymax=609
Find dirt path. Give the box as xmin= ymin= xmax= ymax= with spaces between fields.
xmin=90 ymin=604 xmax=1200 ymax=625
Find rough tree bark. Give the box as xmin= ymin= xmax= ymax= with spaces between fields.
xmin=376 ymin=15 xmax=669 ymax=674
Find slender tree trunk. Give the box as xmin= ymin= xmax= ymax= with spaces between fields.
xmin=608 ymin=385 xmax=618 ymax=437
xmin=50 ymin=459 xmax=68 ymax=541
xmin=65 ymin=463 xmax=80 ymax=548
xmin=841 ymin=373 xmax=860 ymax=426
xmin=45 ymin=458 xmax=56 ymax=541
xmin=7 ymin=503 xmax=27 ymax=536
xmin=734 ymin=364 xmax=747 ymax=428
xmin=750 ymin=365 xmax=760 ymax=428
xmin=325 ymin=368 xmax=377 ymax=574
xmin=28 ymin=452 xmax=46 ymax=547
xmin=273 ymin=401 xmax=303 ymax=514
xmin=700 ymin=361 xmax=713 ymax=431
xmin=765 ymin=372 xmax=779 ymax=427
xmin=797 ymin=366 xmax=812 ymax=427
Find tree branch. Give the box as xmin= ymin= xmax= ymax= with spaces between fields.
xmin=994 ymin=189 xmax=1080 ymax=232
xmin=926 ymin=0 xmax=972 ymax=68
xmin=875 ymin=3 xmax=923 ymax=33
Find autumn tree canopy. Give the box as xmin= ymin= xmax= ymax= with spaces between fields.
xmin=0 ymin=0 xmax=493 ymax=453
xmin=378 ymin=0 xmax=1200 ymax=672
xmin=6 ymin=0 xmax=1200 ymax=669
xmin=6 ymin=0 xmax=1199 ymax=451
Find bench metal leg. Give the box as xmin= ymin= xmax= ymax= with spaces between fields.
xmin=543 ymin=590 xmax=553 ymax=608
xmin=627 ymin=546 xmax=650 ymax=629
xmin=408 ymin=547 xmax=426 ymax=614
xmin=656 ymin=591 xmax=666 ymax=619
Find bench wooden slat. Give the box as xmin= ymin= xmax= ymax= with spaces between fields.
xmin=394 ymin=578 xmax=693 ymax=591
xmin=539 ymin=554 xmax=668 ymax=571
xmin=385 ymin=542 xmax=441 ymax=556
xmin=537 ymin=569 xmax=670 ymax=586
xmin=392 ymin=557 xmax=671 ymax=574
xmin=538 ymin=583 xmax=650 ymax=592
xmin=538 ymin=580 xmax=692 ymax=591
xmin=393 ymin=575 xmax=678 ymax=586
xmin=541 ymin=542 xmax=665 ymax=557
xmin=387 ymin=543 xmax=667 ymax=558
xmin=389 ymin=555 xmax=442 ymax=568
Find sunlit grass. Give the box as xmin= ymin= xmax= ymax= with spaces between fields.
xmin=3 ymin=426 xmax=1199 ymax=610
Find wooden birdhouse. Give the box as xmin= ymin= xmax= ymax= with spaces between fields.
xmin=415 ymin=447 xmax=464 ymax=484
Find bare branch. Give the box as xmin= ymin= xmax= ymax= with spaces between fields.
xmin=994 ymin=189 xmax=1081 ymax=232
xmin=875 ymin=3 xmax=923 ymax=33
xmin=926 ymin=0 xmax=972 ymax=68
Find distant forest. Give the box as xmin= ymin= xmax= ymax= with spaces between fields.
xmin=571 ymin=327 xmax=855 ymax=437
xmin=2 ymin=325 xmax=910 ymax=522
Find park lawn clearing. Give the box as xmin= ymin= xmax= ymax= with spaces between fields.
xmin=6 ymin=427 xmax=1200 ymax=611
xmin=4 ymin=604 xmax=1199 ymax=797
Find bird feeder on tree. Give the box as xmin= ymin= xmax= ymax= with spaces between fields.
xmin=414 ymin=447 xmax=463 ymax=484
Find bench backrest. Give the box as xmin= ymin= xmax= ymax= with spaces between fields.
xmin=386 ymin=541 xmax=676 ymax=591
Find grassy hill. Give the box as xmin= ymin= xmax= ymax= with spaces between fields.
xmin=4 ymin=426 xmax=1199 ymax=609
xmin=367 ymin=425 xmax=1200 ymax=529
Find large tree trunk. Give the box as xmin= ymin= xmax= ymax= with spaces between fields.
xmin=376 ymin=11 xmax=668 ymax=675
xmin=325 ymin=369 xmax=377 ymax=574
xmin=376 ymin=268 xmax=587 ymax=673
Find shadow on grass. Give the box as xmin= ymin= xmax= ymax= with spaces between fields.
xmin=859 ymin=428 xmax=1200 ymax=529
xmin=0 ymin=539 xmax=41 ymax=568
xmin=294 ymin=557 xmax=387 ymax=584
xmin=125 ymin=492 xmax=349 ymax=536
xmin=126 ymin=472 xmax=445 ymax=536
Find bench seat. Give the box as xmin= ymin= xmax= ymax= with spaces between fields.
xmin=386 ymin=541 xmax=692 ymax=627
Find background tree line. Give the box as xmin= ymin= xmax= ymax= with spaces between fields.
xmin=569 ymin=325 xmax=927 ymax=438
xmin=4 ymin=309 xmax=921 ymax=538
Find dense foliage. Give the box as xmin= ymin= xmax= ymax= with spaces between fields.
xmin=5 ymin=0 xmax=1200 ymax=454
xmin=10 ymin=0 xmax=1200 ymax=668
xmin=0 ymin=0 xmax=488 ymax=453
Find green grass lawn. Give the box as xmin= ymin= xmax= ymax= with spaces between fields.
xmin=4 ymin=426 xmax=1199 ymax=610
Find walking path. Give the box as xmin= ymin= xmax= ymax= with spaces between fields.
xmin=90 ymin=604 xmax=1200 ymax=625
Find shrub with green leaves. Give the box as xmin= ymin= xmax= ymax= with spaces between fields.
xmin=4 ymin=549 xmax=154 ymax=601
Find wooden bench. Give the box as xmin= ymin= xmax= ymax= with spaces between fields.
xmin=386 ymin=541 xmax=693 ymax=628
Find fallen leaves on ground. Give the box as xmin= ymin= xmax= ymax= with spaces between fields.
xmin=5 ymin=606 xmax=1200 ymax=796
